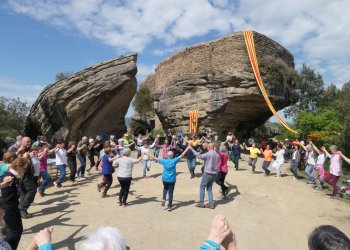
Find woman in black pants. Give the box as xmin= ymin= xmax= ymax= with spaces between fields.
xmin=1 ymin=157 xmax=29 ymax=250
xmin=113 ymin=148 xmax=143 ymax=207
xmin=67 ymin=141 xmax=77 ymax=183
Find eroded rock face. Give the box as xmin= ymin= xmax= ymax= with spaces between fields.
xmin=143 ymin=31 xmax=296 ymax=138
xmin=25 ymin=54 xmax=137 ymax=142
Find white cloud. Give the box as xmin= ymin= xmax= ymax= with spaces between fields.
xmin=234 ymin=0 xmax=350 ymax=86
xmin=7 ymin=0 xmax=237 ymax=52
xmin=137 ymin=64 xmax=156 ymax=82
xmin=0 ymin=77 xmax=44 ymax=104
xmin=6 ymin=0 xmax=350 ymax=86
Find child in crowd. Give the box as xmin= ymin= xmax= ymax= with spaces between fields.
xmin=135 ymin=139 xmax=156 ymax=178
xmin=156 ymin=139 xmax=171 ymax=159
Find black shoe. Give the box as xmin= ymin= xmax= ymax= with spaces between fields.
xmin=20 ymin=211 xmax=32 ymax=219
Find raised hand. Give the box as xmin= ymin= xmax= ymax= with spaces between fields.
xmin=207 ymin=214 xmax=233 ymax=246
xmin=35 ymin=227 xmax=53 ymax=247
xmin=1 ymin=176 xmax=14 ymax=187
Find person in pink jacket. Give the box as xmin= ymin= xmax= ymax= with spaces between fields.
xmin=215 ymin=145 xmax=229 ymax=199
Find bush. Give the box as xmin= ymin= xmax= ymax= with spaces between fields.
xmin=55 ymin=71 xmax=72 ymax=82
xmin=132 ymin=84 xmax=154 ymax=117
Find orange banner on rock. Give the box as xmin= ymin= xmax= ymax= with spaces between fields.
xmin=243 ymin=30 xmax=300 ymax=135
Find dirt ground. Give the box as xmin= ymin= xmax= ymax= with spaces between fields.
xmin=18 ymin=153 xmax=350 ymax=250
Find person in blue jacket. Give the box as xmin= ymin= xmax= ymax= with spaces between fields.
xmin=152 ymin=145 xmax=191 ymax=211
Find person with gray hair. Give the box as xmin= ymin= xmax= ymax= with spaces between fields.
xmin=80 ymin=226 xmax=127 ymax=250
xmin=152 ymin=146 xmax=191 ymax=211
xmin=113 ymin=148 xmax=143 ymax=207
xmin=192 ymin=143 xmax=219 ymax=209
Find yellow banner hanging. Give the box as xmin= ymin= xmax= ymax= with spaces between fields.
xmin=243 ymin=30 xmax=300 ymax=135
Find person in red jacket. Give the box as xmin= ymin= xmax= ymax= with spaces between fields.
xmin=215 ymin=145 xmax=229 ymax=199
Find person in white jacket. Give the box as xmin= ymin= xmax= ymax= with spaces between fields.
xmin=272 ymin=144 xmax=285 ymax=178
xmin=135 ymin=138 xmax=156 ymax=178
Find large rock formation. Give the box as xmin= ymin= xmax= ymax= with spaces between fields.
xmin=25 ymin=54 xmax=137 ymax=142
xmin=143 ymin=31 xmax=297 ymax=138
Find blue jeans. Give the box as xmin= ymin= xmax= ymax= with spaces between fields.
xmin=163 ymin=181 xmax=175 ymax=208
xmin=77 ymin=154 xmax=86 ymax=177
xmin=39 ymin=171 xmax=51 ymax=193
xmin=142 ymin=159 xmax=151 ymax=177
xmin=199 ymin=173 xmax=216 ymax=205
xmin=290 ymin=160 xmax=299 ymax=178
xmin=262 ymin=161 xmax=271 ymax=175
xmin=305 ymin=164 xmax=314 ymax=183
xmin=231 ymin=155 xmax=240 ymax=169
xmin=153 ymin=147 xmax=160 ymax=157
xmin=56 ymin=164 xmax=67 ymax=184
xmin=186 ymin=158 xmax=196 ymax=177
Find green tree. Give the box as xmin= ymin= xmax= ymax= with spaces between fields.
xmin=317 ymin=83 xmax=340 ymax=108
xmin=332 ymin=82 xmax=350 ymax=156
xmin=295 ymin=109 xmax=343 ymax=134
xmin=132 ymin=84 xmax=154 ymax=117
xmin=0 ymin=97 xmax=30 ymax=138
xmin=285 ymin=64 xmax=324 ymax=118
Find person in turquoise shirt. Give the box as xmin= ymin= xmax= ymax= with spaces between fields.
xmin=153 ymin=145 xmax=191 ymax=211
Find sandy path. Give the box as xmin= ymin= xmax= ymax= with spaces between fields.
xmin=18 ymin=154 xmax=350 ymax=250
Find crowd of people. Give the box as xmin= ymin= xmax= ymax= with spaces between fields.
xmin=0 ymin=129 xmax=349 ymax=249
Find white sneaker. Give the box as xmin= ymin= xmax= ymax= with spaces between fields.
xmin=293 ymin=177 xmax=296 ymax=180
xmin=79 ymin=177 xmax=87 ymax=181
xmin=53 ymin=181 xmax=58 ymax=188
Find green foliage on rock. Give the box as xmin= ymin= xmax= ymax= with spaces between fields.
xmin=132 ymin=84 xmax=154 ymax=117
xmin=55 ymin=71 xmax=72 ymax=82
xmin=0 ymin=97 xmax=30 ymax=138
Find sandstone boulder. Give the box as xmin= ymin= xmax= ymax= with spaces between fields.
xmin=143 ymin=31 xmax=297 ymax=138
xmin=25 ymin=54 xmax=137 ymax=142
